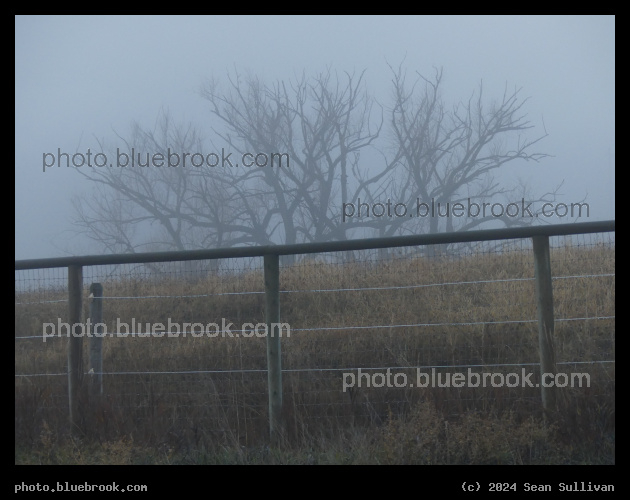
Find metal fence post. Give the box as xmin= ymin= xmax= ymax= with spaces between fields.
xmin=264 ymin=254 xmax=283 ymax=443
xmin=532 ymin=235 xmax=557 ymax=413
xmin=67 ymin=265 xmax=83 ymax=433
xmin=88 ymin=283 xmax=104 ymax=399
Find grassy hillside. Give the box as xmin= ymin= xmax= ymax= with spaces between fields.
xmin=15 ymin=240 xmax=615 ymax=464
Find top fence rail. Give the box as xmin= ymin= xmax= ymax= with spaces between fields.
xmin=15 ymin=220 xmax=615 ymax=270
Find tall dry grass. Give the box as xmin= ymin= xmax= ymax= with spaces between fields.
xmin=15 ymin=240 xmax=614 ymax=464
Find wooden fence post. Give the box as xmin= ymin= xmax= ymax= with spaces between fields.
xmin=88 ymin=283 xmax=104 ymax=399
xmin=532 ymin=235 xmax=557 ymax=413
xmin=67 ymin=265 xmax=83 ymax=433
xmin=264 ymin=254 xmax=283 ymax=444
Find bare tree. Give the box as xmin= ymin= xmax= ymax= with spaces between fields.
xmin=72 ymin=69 xmax=389 ymax=265
xmin=72 ymin=65 xmax=560 ymax=264
xmin=73 ymin=111 xmax=221 ymax=253
xmin=373 ymin=65 xmax=560 ymax=255
xmin=72 ymin=111 xmax=234 ymax=274
xmin=199 ymin=68 xmax=389 ymax=247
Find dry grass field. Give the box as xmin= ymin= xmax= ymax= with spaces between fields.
xmin=15 ymin=238 xmax=614 ymax=464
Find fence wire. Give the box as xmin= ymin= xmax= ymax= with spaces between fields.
xmin=15 ymin=231 xmax=614 ymax=446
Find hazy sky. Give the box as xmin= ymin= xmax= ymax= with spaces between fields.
xmin=15 ymin=15 xmax=615 ymax=260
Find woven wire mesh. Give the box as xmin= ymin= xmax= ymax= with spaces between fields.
xmin=15 ymin=231 xmax=614 ymax=446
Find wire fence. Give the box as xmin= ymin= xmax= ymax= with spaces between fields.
xmin=15 ymin=227 xmax=615 ymax=448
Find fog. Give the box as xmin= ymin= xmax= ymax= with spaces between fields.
xmin=15 ymin=15 xmax=615 ymax=260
